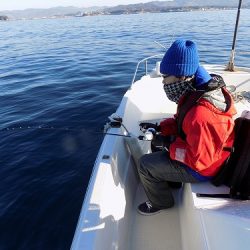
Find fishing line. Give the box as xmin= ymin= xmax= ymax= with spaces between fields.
xmin=0 ymin=125 xmax=133 ymax=138
xmin=0 ymin=125 xmax=89 ymax=132
xmin=154 ymin=41 xmax=166 ymax=50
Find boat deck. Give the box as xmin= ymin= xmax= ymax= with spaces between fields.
xmin=130 ymin=185 xmax=182 ymax=250
xmin=130 ymin=182 xmax=250 ymax=250
xmin=71 ymin=64 xmax=250 ymax=250
xmin=126 ymin=65 xmax=250 ymax=249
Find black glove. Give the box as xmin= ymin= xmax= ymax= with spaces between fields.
xmin=139 ymin=122 xmax=160 ymax=132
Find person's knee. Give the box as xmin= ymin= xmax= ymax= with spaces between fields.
xmin=138 ymin=154 xmax=150 ymax=175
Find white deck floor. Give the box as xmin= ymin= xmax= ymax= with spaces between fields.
xmin=130 ymin=182 xmax=250 ymax=250
xmin=130 ymin=185 xmax=182 ymax=250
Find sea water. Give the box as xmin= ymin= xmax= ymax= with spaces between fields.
xmin=0 ymin=9 xmax=250 ymax=249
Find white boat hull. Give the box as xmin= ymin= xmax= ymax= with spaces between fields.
xmin=71 ymin=64 xmax=250 ymax=250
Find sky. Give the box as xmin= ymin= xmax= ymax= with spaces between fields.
xmin=0 ymin=0 xmax=168 ymax=11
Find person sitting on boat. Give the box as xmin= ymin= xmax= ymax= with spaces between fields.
xmin=137 ymin=39 xmax=236 ymax=215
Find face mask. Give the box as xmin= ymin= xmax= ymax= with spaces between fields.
xmin=163 ymin=79 xmax=195 ymax=104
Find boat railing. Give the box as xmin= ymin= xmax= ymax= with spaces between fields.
xmin=131 ymin=54 xmax=164 ymax=85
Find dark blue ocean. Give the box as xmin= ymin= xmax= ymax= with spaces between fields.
xmin=0 ymin=9 xmax=250 ymax=249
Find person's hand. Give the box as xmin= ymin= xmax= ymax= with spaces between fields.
xmin=139 ymin=122 xmax=160 ymax=132
xmin=159 ymin=118 xmax=177 ymax=136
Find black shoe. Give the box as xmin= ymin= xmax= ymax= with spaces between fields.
xmin=137 ymin=201 xmax=162 ymax=215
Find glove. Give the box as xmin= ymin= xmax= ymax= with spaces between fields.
xmin=139 ymin=122 xmax=160 ymax=132
xmin=159 ymin=118 xmax=177 ymax=136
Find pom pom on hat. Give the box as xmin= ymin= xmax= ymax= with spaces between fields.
xmin=160 ymin=39 xmax=199 ymax=76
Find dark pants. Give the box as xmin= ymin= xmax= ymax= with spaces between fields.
xmin=138 ymin=151 xmax=199 ymax=208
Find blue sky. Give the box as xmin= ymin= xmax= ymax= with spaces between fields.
xmin=0 ymin=0 xmax=169 ymax=11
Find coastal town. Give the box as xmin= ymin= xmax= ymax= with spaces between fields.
xmin=1 ymin=0 xmax=250 ymax=20
xmin=0 ymin=15 xmax=8 ymax=20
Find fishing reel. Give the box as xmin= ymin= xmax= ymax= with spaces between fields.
xmin=138 ymin=128 xmax=157 ymax=141
xmin=103 ymin=114 xmax=162 ymax=143
xmin=139 ymin=122 xmax=174 ymax=151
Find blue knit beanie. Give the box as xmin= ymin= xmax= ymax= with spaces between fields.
xmin=160 ymin=39 xmax=199 ymax=76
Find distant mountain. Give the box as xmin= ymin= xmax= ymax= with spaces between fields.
xmin=175 ymin=0 xmax=249 ymax=7
xmin=106 ymin=0 xmax=250 ymax=9
xmin=1 ymin=1 xmax=250 ymax=20
xmin=94 ymin=0 xmax=250 ymax=16
xmin=0 ymin=6 xmax=105 ymax=20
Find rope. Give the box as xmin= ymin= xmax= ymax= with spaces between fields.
xmin=232 ymin=91 xmax=250 ymax=103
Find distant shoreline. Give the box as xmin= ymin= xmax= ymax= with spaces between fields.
xmin=0 ymin=7 xmax=244 ymax=21
xmin=1 ymin=6 xmax=249 ymax=21
xmin=80 ymin=6 xmax=238 ymax=17
xmin=0 ymin=15 xmax=8 ymax=21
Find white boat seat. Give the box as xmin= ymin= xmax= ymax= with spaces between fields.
xmin=190 ymin=182 xmax=232 ymax=209
xmin=179 ymin=182 xmax=250 ymax=250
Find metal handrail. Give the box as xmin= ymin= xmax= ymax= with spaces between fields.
xmin=131 ymin=54 xmax=164 ymax=85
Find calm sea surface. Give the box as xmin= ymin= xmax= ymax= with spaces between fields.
xmin=0 ymin=9 xmax=250 ymax=250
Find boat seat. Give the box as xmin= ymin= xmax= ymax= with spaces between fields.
xmin=190 ymin=182 xmax=232 ymax=209
xmin=178 ymin=182 xmax=250 ymax=250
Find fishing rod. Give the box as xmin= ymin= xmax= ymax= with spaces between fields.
xmin=0 ymin=114 xmax=155 ymax=141
xmin=154 ymin=41 xmax=167 ymax=50
xmin=154 ymin=35 xmax=176 ymax=51
xmin=0 ymin=125 xmax=133 ymax=138
xmin=0 ymin=114 xmax=126 ymax=134
xmin=0 ymin=125 xmax=134 ymax=139
xmin=0 ymin=125 xmax=80 ymax=132
xmin=226 ymin=0 xmax=243 ymax=71
xmin=103 ymin=113 xmax=155 ymax=140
